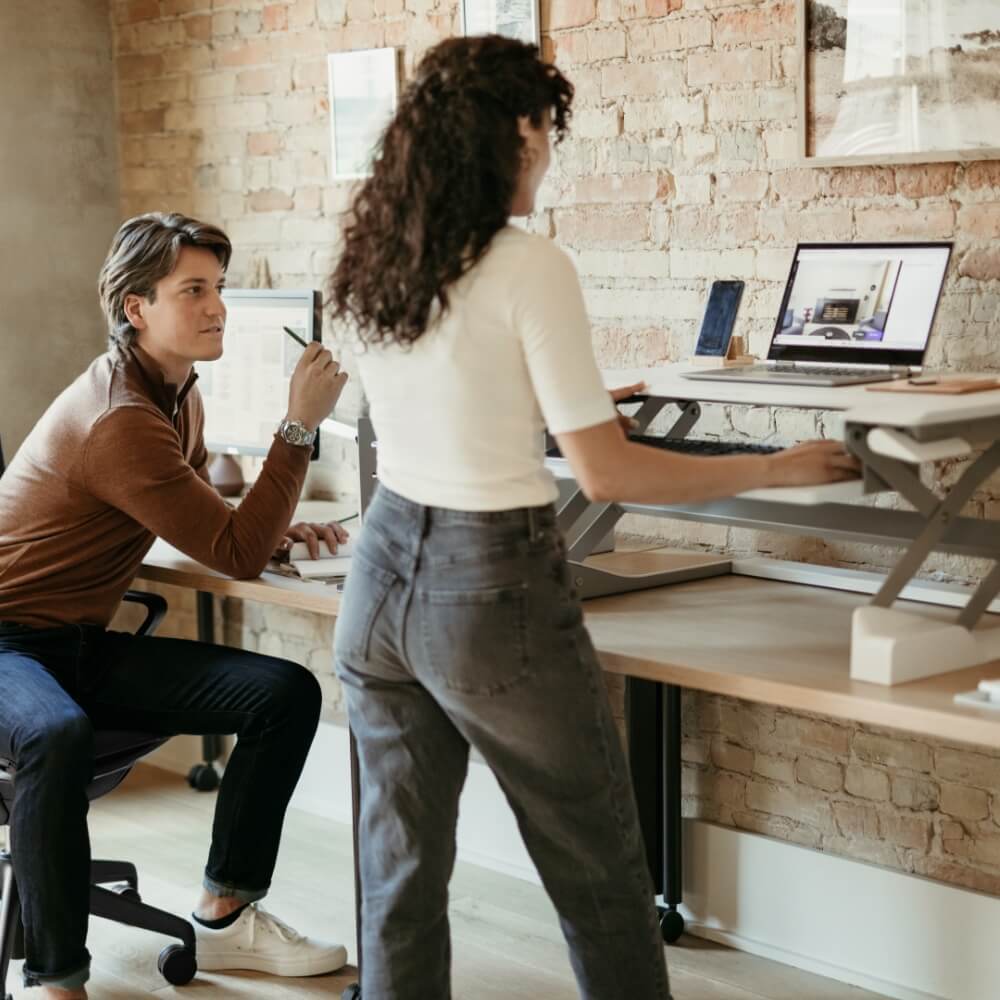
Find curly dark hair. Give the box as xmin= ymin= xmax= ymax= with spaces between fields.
xmin=329 ymin=35 xmax=573 ymax=346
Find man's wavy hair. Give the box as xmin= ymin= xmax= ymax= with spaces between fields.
xmin=329 ymin=35 xmax=573 ymax=347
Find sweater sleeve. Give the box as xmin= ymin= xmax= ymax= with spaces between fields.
xmin=83 ymin=405 xmax=310 ymax=579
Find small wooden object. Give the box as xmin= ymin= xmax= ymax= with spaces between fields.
xmin=688 ymin=334 xmax=757 ymax=368
xmin=866 ymin=376 xmax=1000 ymax=395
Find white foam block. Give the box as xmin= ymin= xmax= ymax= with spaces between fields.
xmin=851 ymin=605 xmax=1000 ymax=685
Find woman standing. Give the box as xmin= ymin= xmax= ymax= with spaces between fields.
xmin=330 ymin=36 xmax=857 ymax=1000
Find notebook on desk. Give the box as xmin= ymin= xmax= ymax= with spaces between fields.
xmin=271 ymin=540 xmax=354 ymax=580
xmin=683 ymin=242 xmax=952 ymax=387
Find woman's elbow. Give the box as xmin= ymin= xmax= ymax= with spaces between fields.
xmin=577 ymin=470 xmax=617 ymax=503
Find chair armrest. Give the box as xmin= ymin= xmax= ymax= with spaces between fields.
xmin=122 ymin=591 xmax=168 ymax=636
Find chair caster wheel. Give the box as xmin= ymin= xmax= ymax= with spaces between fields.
xmin=342 ymin=985 xmax=362 ymax=1000
xmin=187 ymin=762 xmax=220 ymax=791
xmin=111 ymin=881 xmax=141 ymax=904
xmin=658 ymin=907 xmax=685 ymax=943
xmin=158 ymin=943 xmax=197 ymax=985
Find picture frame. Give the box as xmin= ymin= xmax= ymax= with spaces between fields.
xmin=461 ymin=0 xmax=540 ymax=47
xmin=327 ymin=47 xmax=399 ymax=181
xmin=798 ymin=0 xmax=1000 ymax=167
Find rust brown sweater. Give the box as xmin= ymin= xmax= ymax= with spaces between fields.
xmin=0 ymin=345 xmax=310 ymax=627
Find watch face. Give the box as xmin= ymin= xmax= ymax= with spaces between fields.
xmin=282 ymin=421 xmax=310 ymax=446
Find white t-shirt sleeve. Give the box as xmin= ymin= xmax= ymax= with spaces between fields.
xmin=511 ymin=240 xmax=616 ymax=435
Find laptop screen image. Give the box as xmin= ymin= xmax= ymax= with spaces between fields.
xmin=769 ymin=242 xmax=952 ymax=368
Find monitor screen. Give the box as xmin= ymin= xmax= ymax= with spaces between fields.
xmin=198 ymin=288 xmax=321 ymax=458
xmin=770 ymin=243 xmax=951 ymax=365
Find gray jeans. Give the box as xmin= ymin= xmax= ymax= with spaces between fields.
xmin=334 ymin=486 xmax=671 ymax=1000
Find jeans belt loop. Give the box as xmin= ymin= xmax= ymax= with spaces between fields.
xmin=528 ymin=507 xmax=538 ymax=543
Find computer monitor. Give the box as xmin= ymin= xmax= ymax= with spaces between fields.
xmin=770 ymin=242 xmax=951 ymax=368
xmin=198 ymin=288 xmax=322 ymax=459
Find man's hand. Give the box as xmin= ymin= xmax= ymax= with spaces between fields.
xmin=276 ymin=521 xmax=350 ymax=560
xmin=286 ymin=343 xmax=349 ymax=431
xmin=609 ymin=381 xmax=646 ymax=435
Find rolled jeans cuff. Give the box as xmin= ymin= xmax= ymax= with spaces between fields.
xmin=202 ymin=873 xmax=268 ymax=904
xmin=23 ymin=958 xmax=90 ymax=991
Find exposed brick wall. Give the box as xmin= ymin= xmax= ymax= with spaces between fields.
xmin=684 ymin=693 xmax=1000 ymax=894
xmin=110 ymin=0 xmax=1000 ymax=895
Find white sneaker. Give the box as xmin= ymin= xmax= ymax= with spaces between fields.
xmin=194 ymin=903 xmax=348 ymax=976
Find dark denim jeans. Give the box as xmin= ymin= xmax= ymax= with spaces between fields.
xmin=334 ymin=486 xmax=671 ymax=1000
xmin=0 ymin=622 xmax=322 ymax=990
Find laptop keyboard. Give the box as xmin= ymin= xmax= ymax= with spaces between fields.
xmin=770 ymin=364 xmax=892 ymax=377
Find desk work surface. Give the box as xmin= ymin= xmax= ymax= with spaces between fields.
xmin=602 ymin=364 xmax=1000 ymax=430
xmin=136 ymin=501 xmax=351 ymax=616
xmin=584 ymin=571 xmax=1000 ymax=750
xmin=138 ymin=539 xmax=342 ymax=616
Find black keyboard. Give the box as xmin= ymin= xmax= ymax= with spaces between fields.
xmin=546 ymin=436 xmax=781 ymax=459
xmin=628 ymin=435 xmax=782 ymax=456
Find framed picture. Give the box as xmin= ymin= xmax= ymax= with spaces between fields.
xmin=798 ymin=0 xmax=1000 ymax=166
xmin=461 ymin=0 xmax=540 ymax=47
xmin=327 ymin=47 xmax=399 ymax=180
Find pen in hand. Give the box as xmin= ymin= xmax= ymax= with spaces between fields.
xmin=283 ymin=325 xmax=309 ymax=349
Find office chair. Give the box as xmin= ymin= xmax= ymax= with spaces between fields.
xmin=0 ymin=435 xmax=198 ymax=997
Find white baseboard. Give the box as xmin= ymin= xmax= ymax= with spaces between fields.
xmin=148 ymin=722 xmax=1000 ymax=1000
xmin=681 ymin=821 xmax=1000 ymax=1000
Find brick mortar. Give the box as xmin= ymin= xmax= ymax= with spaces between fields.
xmin=111 ymin=0 xmax=1000 ymax=896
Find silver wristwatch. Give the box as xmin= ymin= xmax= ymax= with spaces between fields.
xmin=277 ymin=418 xmax=316 ymax=448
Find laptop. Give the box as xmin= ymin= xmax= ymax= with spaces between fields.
xmin=683 ymin=242 xmax=952 ymax=387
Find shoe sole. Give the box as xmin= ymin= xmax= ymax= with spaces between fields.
xmin=196 ymin=944 xmax=348 ymax=977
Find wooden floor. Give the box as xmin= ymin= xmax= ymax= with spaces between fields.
xmin=6 ymin=765 xmax=890 ymax=1000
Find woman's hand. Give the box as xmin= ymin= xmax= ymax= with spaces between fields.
xmin=276 ymin=521 xmax=351 ymax=559
xmin=609 ymin=381 xmax=646 ymax=435
xmin=766 ymin=440 xmax=861 ymax=487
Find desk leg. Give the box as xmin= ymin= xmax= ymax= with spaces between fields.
xmin=659 ymin=684 xmax=685 ymax=943
xmin=188 ymin=592 xmax=222 ymax=793
xmin=626 ymin=679 xmax=685 ymax=943
xmin=626 ymin=677 xmax=663 ymax=895
xmin=342 ymin=729 xmax=363 ymax=1000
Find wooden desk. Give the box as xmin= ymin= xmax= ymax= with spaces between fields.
xmin=138 ymin=538 xmax=342 ymax=618
xmin=586 ymin=573 xmax=1000 ymax=750
xmin=580 ymin=568 xmax=1000 ymax=942
xmin=136 ymin=540 xmax=1000 ymax=957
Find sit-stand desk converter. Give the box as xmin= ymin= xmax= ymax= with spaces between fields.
xmin=329 ymin=374 xmax=1000 ymax=688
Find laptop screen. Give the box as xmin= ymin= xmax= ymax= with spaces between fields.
xmin=769 ymin=243 xmax=951 ymax=367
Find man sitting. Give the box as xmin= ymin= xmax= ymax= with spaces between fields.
xmin=0 ymin=212 xmax=349 ymax=999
